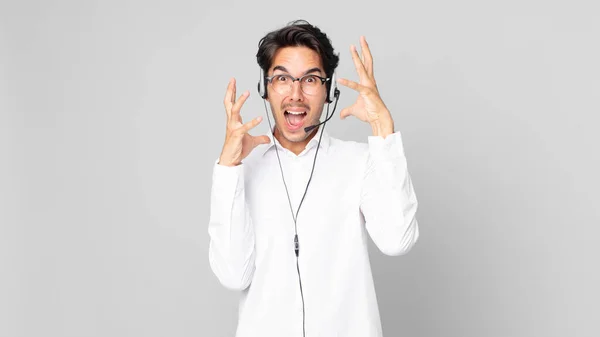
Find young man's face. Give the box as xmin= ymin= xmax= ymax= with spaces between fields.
xmin=266 ymin=46 xmax=328 ymax=147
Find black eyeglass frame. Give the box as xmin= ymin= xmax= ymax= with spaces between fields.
xmin=264 ymin=74 xmax=331 ymax=95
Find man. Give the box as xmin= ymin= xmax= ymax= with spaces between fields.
xmin=208 ymin=20 xmax=419 ymax=337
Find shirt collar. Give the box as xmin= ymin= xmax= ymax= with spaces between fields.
xmin=261 ymin=126 xmax=330 ymax=157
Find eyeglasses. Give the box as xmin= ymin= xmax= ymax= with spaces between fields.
xmin=265 ymin=73 xmax=330 ymax=96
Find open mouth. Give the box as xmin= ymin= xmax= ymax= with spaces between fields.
xmin=284 ymin=110 xmax=307 ymax=130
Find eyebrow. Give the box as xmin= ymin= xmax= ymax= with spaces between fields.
xmin=272 ymin=66 xmax=324 ymax=76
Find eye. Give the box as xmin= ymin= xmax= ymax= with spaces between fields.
xmin=275 ymin=75 xmax=288 ymax=82
xmin=303 ymin=75 xmax=318 ymax=84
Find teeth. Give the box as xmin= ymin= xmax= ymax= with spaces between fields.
xmin=286 ymin=111 xmax=306 ymax=115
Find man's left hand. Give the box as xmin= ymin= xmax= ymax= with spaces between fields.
xmin=337 ymin=36 xmax=394 ymax=138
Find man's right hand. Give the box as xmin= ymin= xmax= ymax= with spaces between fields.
xmin=218 ymin=78 xmax=270 ymax=167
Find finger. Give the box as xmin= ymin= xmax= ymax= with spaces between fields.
xmin=239 ymin=115 xmax=263 ymax=134
xmin=223 ymin=78 xmax=235 ymax=118
xmin=224 ymin=78 xmax=235 ymax=106
xmin=231 ymin=91 xmax=250 ymax=118
xmin=360 ymin=36 xmax=374 ymax=77
xmin=340 ymin=107 xmax=352 ymax=120
xmin=350 ymin=44 xmax=369 ymax=83
xmin=337 ymin=78 xmax=364 ymax=92
xmin=231 ymin=78 xmax=236 ymax=104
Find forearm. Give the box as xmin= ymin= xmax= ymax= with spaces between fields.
xmin=361 ymin=131 xmax=419 ymax=256
xmin=208 ymin=162 xmax=256 ymax=290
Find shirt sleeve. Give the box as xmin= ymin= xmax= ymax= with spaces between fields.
xmin=208 ymin=159 xmax=256 ymax=290
xmin=360 ymin=131 xmax=420 ymax=256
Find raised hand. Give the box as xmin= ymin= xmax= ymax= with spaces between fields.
xmin=337 ymin=36 xmax=394 ymax=137
xmin=218 ymin=78 xmax=270 ymax=167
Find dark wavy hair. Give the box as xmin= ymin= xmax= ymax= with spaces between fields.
xmin=256 ymin=20 xmax=339 ymax=96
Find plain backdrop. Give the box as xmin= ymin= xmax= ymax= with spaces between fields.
xmin=1 ymin=0 xmax=599 ymax=336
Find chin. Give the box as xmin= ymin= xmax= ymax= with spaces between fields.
xmin=278 ymin=125 xmax=308 ymax=142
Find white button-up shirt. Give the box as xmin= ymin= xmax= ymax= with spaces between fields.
xmin=208 ymin=126 xmax=419 ymax=337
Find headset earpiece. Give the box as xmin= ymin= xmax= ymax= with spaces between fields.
xmin=327 ymin=72 xmax=338 ymax=103
xmin=257 ymin=68 xmax=267 ymax=99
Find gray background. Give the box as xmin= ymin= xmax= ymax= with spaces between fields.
xmin=1 ymin=0 xmax=599 ymax=336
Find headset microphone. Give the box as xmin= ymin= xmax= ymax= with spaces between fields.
xmin=304 ymin=87 xmax=340 ymax=133
xmin=304 ymin=88 xmax=340 ymax=133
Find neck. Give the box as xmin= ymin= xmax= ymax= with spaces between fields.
xmin=273 ymin=126 xmax=319 ymax=156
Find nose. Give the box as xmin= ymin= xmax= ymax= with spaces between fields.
xmin=289 ymin=79 xmax=304 ymax=101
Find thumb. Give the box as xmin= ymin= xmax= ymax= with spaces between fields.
xmin=253 ymin=135 xmax=271 ymax=146
xmin=340 ymin=107 xmax=352 ymax=120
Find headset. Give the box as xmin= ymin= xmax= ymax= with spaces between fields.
xmin=257 ymin=66 xmax=340 ymax=337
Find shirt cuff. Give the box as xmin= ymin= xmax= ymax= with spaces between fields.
xmin=367 ymin=131 xmax=406 ymax=161
xmin=212 ymin=159 xmax=245 ymax=200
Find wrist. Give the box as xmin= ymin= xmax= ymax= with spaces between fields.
xmin=370 ymin=112 xmax=394 ymax=138
xmin=218 ymin=157 xmax=239 ymax=167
